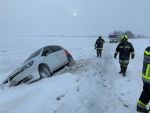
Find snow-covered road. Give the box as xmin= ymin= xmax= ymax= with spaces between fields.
xmin=0 ymin=37 xmax=149 ymax=113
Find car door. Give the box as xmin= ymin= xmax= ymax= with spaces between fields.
xmin=42 ymin=46 xmax=60 ymax=71
xmin=50 ymin=46 xmax=68 ymax=65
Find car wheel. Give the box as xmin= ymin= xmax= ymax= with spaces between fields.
xmin=67 ymin=54 xmax=75 ymax=66
xmin=39 ymin=64 xmax=51 ymax=78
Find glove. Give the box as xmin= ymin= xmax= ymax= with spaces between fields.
xmin=114 ymin=54 xmax=117 ymax=59
xmin=114 ymin=51 xmax=118 ymax=59
xmin=131 ymin=54 xmax=134 ymax=59
xmin=114 ymin=53 xmax=117 ymax=59
xmin=94 ymin=45 xmax=97 ymax=49
xmin=131 ymin=52 xmax=135 ymax=59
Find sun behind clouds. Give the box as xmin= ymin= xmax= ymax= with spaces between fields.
xmin=72 ymin=9 xmax=78 ymax=17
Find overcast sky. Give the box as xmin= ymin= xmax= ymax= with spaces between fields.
xmin=0 ymin=0 xmax=150 ymax=36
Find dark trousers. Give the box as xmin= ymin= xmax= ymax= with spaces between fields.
xmin=119 ymin=60 xmax=129 ymax=74
xmin=96 ymin=49 xmax=102 ymax=57
xmin=120 ymin=65 xmax=127 ymax=73
xmin=139 ymin=83 xmax=150 ymax=105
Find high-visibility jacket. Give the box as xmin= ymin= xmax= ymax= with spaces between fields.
xmin=115 ymin=41 xmax=134 ymax=64
xmin=142 ymin=46 xmax=150 ymax=83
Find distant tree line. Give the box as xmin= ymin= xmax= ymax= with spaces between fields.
xmin=112 ymin=30 xmax=145 ymax=38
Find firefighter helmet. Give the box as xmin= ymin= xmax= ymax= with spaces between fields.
xmin=122 ymin=35 xmax=128 ymax=40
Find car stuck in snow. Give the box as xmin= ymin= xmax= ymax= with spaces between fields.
xmin=2 ymin=45 xmax=75 ymax=87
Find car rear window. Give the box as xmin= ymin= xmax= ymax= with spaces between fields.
xmin=51 ymin=46 xmax=62 ymax=52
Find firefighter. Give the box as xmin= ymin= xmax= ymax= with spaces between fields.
xmin=114 ymin=35 xmax=135 ymax=76
xmin=137 ymin=47 xmax=150 ymax=113
xmin=94 ymin=36 xmax=105 ymax=57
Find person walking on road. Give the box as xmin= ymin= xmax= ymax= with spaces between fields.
xmin=114 ymin=35 xmax=135 ymax=76
xmin=137 ymin=46 xmax=150 ymax=113
xmin=94 ymin=36 xmax=105 ymax=57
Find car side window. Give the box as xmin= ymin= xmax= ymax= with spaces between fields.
xmin=42 ymin=46 xmax=54 ymax=56
xmin=51 ymin=46 xmax=62 ymax=52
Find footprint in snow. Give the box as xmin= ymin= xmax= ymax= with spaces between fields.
xmin=56 ymin=94 xmax=65 ymax=101
xmin=53 ymin=110 xmax=58 ymax=113
xmin=0 ymin=50 xmax=6 ymax=52
xmin=121 ymin=93 xmax=125 ymax=96
xmin=76 ymin=86 xmax=80 ymax=92
xmin=76 ymin=79 xmax=80 ymax=82
xmin=103 ymin=84 xmax=107 ymax=88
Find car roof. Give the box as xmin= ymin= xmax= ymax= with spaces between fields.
xmin=44 ymin=45 xmax=62 ymax=47
xmin=43 ymin=45 xmax=64 ymax=49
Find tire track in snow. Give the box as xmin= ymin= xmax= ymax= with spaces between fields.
xmin=0 ymin=42 xmax=137 ymax=113
xmin=54 ymin=43 xmax=133 ymax=113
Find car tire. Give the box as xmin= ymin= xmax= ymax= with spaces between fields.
xmin=67 ymin=54 xmax=75 ymax=66
xmin=39 ymin=64 xmax=52 ymax=78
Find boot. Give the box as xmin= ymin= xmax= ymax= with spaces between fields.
xmin=100 ymin=51 xmax=102 ymax=57
xmin=119 ymin=71 xmax=123 ymax=74
xmin=122 ymin=67 xmax=127 ymax=76
xmin=97 ymin=52 xmax=99 ymax=57
xmin=123 ymin=73 xmax=126 ymax=76
xmin=137 ymin=105 xmax=148 ymax=113
xmin=119 ymin=66 xmax=123 ymax=74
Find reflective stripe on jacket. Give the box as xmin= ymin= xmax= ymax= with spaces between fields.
xmin=115 ymin=41 xmax=134 ymax=61
xmin=142 ymin=47 xmax=150 ymax=83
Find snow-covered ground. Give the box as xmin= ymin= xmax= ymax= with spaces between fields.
xmin=0 ymin=37 xmax=150 ymax=113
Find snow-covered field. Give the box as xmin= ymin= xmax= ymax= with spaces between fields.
xmin=0 ymin=37 xmax=150 ymax=113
